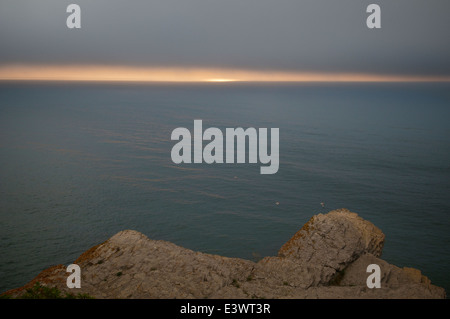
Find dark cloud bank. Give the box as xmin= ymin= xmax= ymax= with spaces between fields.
xmin=0 ymin=0 xmax=449 ymax=76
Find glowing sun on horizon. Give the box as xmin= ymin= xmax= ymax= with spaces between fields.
xmin=205 ymin=78 xmax=237 ymax=82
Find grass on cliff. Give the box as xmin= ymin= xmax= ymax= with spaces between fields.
xmin=2 ymin=282 xmax=94 ymax=299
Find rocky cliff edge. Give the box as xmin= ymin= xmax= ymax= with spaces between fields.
xmin=2 ymin=209 xmax=446 ymax=299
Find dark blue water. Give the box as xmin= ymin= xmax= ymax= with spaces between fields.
xmin=1 ymin=82 xmax=449 ymax=295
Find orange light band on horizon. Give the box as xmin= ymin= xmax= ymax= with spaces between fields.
xmin=0 ymin=65 xmax=449 ymax=83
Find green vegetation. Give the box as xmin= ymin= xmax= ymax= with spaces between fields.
xmin=7 ymin=282 xmax=95 ymax=299
xmin=231 ymin=278 xmax=240 ymax=288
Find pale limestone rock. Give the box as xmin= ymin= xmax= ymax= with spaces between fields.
xmin=335 ymin=253 xmax=446 ymax=298
xmin=278 ymin=208 xmax=385 ymax=284
xmin=2 ymin=209 xmax=445 ymax=299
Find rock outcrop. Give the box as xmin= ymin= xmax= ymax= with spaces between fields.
xmin=2 ymin=209 xmax=446 ymax=299
xmin=276 ymin=209 xmax=385 ymax=285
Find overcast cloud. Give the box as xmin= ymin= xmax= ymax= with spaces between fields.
xmin=0 ymin=0 xmax=449 ymax=76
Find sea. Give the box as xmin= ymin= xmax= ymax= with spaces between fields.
xmin=0 ymin=81 xmax=449 ymax=295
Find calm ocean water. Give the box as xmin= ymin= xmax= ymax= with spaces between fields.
xmin=1 ymin=82 xmax=449 ymax=295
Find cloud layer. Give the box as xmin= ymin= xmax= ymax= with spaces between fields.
xmin=1 ymin=0 xmax=449 ymax=77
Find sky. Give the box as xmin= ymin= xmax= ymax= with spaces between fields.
xmin=0 ymin=0 xmax=449 ymax=81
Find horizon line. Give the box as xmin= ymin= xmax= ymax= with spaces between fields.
xmin=1 ymin=65 xmax=450 ymax=83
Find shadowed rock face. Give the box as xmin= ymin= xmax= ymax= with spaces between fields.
xmin=2 ymin=209 xmax=446 ymax=299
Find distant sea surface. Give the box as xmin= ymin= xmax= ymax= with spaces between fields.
xmin=1 ymin=81 xmax=449 ymax=295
